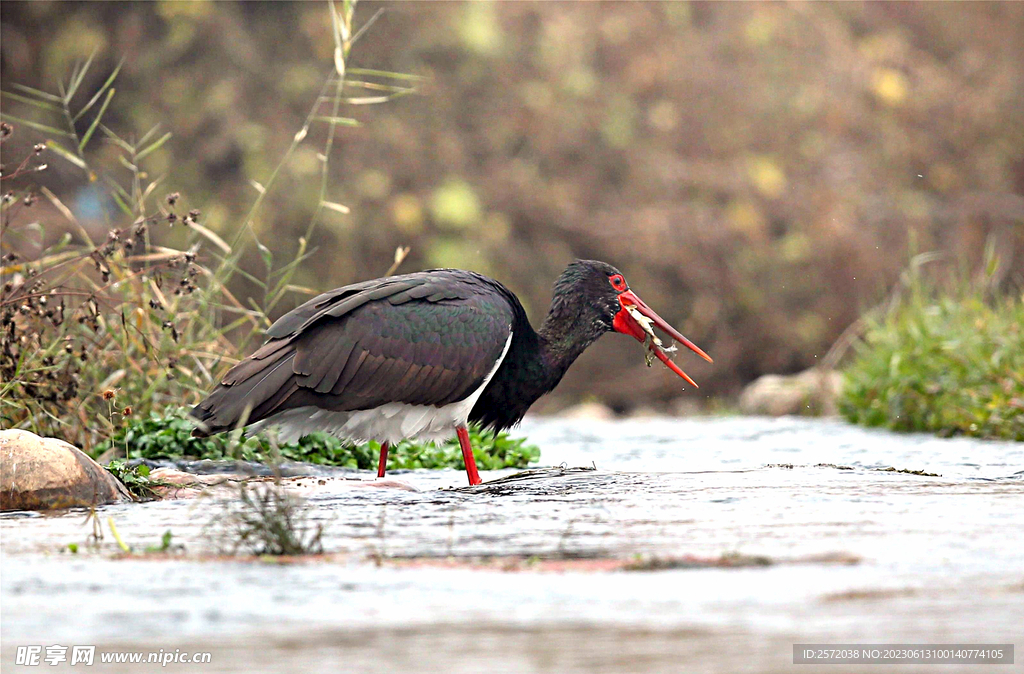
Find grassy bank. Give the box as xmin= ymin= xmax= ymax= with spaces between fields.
xmin=839 ymin=256 xmax=1023 ymax=441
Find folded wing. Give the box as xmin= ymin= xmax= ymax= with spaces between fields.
xmin=190 ymin=271 xmax=513 ymax=436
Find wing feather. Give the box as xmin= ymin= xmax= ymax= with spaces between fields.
xmin=191 ymin=269 xmax=514 ymax=436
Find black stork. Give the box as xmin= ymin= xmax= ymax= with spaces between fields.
xmin=190 ymin=260 xmax=712 ymax=485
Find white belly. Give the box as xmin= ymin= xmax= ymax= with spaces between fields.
xmin=250 ymin=331 xmax=513 ymax=445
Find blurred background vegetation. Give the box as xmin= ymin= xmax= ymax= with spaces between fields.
xmin=3 ymin=1 xmax=1023 ymax=414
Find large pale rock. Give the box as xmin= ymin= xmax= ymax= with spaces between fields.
xmin=738 ymin=368 xmax=844 ymax=417
xmin=0 ymin=429 xmax=132 ymax=511
xmin=559 ymin=401 xmax=615 ymax=421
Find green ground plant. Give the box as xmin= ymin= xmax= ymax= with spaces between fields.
xmin=103 ymin=459 xmax=169 ymax=501
xmin=94 ymin=407 xmax=540 ymax=471
xmin=211 ymin=482 xmax=325 ymax=557
xmin=840 ymin=249 xmax=1024 ymax=441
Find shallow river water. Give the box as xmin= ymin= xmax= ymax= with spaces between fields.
xmin=2 ymin=416 xmax=1022 ymax=673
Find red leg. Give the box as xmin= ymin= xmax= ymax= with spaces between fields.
xmin=376 ymin=441 xmax=389 ymax=478
xmin=456 ymin=426 xmax=482 ymax=486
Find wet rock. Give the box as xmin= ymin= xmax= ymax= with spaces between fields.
xmin=558 ymin=401 xmax=615 ymax=421
xmin=738 ymin=368 xmax=844 ymax=416
xmin=146 ymin=467 xmax=247 ymax=499
xmin=0 ymin=430 xmax=132 ymax=511
xmin=146 ymin=467 xmax=420 ymax=500
xmin=668 ymin=398 xmax=702 ymax=417
xmin=133 ymin=458 xmax=362 ymax=478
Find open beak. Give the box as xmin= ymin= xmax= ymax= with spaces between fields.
xmin=612 ymin=290 xmax=713 ymax=388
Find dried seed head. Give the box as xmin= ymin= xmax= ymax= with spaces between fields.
xmin=2 ymin=192 xmax=14 ymax=205
xmin=102 ymin=389 xmax=116 ymax=401
xmin=166 ymin=192 xmax=180 ymax=206
xmin=167 ymin=212 xmax=178 ymax=224
xmin=0 ymin=122 xmax=12 ymax=138
xmin=23 ymin=193 xmax=36 ymax=207
xmin=33 ymin=143 xmax=46 ymax=155
xmin=188 ymin=209 xmax=200 ymax=221
xmin=122 ymin=406 xmax=132 ymax=416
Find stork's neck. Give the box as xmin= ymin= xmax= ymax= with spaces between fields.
xmin=470 ymin=292 xmax=607 ymax=431
xmin=535 ymin=294 xmax=605 ymax=381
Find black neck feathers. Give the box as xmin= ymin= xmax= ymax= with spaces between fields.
xmin=469 ymin=263 xmax=617 ymax=431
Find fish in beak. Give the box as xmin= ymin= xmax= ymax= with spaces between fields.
xmin=612 ymin=290 xmax=713 ymax=388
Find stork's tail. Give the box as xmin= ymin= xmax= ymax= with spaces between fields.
xmin=189 ymin=348 xmax=298 ymax=437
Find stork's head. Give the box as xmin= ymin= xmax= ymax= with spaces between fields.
xmin=550 ymin=259 xmax=713 ymax=387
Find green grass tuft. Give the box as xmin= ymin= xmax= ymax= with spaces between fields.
xmin=839 ymin=265 xmax=1024 ymax=441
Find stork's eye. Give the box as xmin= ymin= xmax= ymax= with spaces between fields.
xmin=609 ymin=274 xmax=626 ymax=291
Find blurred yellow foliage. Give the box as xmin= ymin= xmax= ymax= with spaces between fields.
xmin=871 ymin=68 xmax=908 ymax=106
xmin=647 ymin=100 xmax=679 ymax=133
xmin=726 ymin=200 xmax=766 ymax=239
xmin=430 ymin=180 xmax=482 ymax=230
xmin=390 ymin=194 xmax=424 ymax=235
xmin=427 ymin=238 xmax=490 ymax=275
xmin=744 ymin=12 xmax=777 ymax=46
xmin=780 ymin=233 xmax=812 ymax=263
xmin=289 ymin=148 xmax=322 ymax=179
xmin=562 ymin=68 xmax=598 ymax=98
xmin=356 ymin=170 xmax=392 ymax=200
xmin=156 ymin=0 xmax=211 ymax=21
xmin=44 ymin=24 xmax=105 ymax=81
xmin=746 ymin=156 xmax=787 ymax=199
xmin=459 ymin=1 xmax=502 ymax=56
xmin=601 ymin=96 xmax=638 ymax=149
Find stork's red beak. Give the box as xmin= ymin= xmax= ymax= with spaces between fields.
xmin=612 ymin=290 xmax=713 ymax=388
